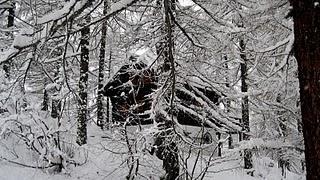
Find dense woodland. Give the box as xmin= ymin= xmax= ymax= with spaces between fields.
xmin=0 ymin=0 xmax=319 ymax=179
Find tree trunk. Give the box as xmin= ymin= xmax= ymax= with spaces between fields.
xmin=289 ymin=1 xmax=320 ymax=179
xmin=50 ymin=64 xmax=63 ymax=172
xmin=3 ymin=1 xmax=15 ymax=78
xmin=216 ymin=132 xmax=222 ymax=156
xmin=7 ymin=2 xmax=14 ymax=28
xmin=51 ymin=65 xmax=61 ymax=118
xmin=76 ymin=15 xmax=90 ymax=146
xmin=240 ymin=38 xmax=253 ymax=170
xmin=224 ymin=55 xmax=234 ymax=149
xmin=42 ymin=78 xmax=49 ymax=111
xmin=106 ymin=49 xmax=113 ymax=127
xmin=97 ymin=0 xmax=109 ymax=129
xmin=153 ymin=0 xmax=179 ymax=179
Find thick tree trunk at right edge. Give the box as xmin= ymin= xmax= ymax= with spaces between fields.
xmin=289 ymin=1 xmax=320 ymax=179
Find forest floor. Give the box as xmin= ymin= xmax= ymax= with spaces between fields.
xmin=0 ymin=125 xmax=306 ymax=180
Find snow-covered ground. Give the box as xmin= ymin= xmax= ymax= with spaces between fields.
xmin=0 ymin=125 xmax=306 ymax=180
xmin=0 ymin=160 xmax=305 ymax=180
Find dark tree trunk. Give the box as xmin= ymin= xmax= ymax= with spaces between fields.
xmin=7 ymin=3 xmax=14 ymax=28
xmin=289 ymin=1 xmax=320 ymax=179
xmin=50 ymin=64 xmax=63 ymax=171
xmin=51 ymin=94 xmax=61 ymax=118
xmin=228 ymin=132 xmax=233 ymax=149
xmin=240 ymin=39 xmax=253 ymax=170
xmin=3 ymin=1 xmax=15 ymax=78
xmin=97 ymin=0 xmax=109 ymax=129
xmin=224 ymin=56 xmax=234 ymax=149
xmin=216 ymin=132 xmax=222 ymax=156
xmin=76 ymin=15 xmax=90 ymax=146
xmin=51 ymin=65 xmax=61 ymax=118
xmin=106 ymin=50 xmax=112 ymax=127
xmin=155 ymin=0 xmax=175 ymax=72
xmin=42 ymin=85 xmax=49 ymax=111
xmin=153 ymin=0 xmax=179 ymax=179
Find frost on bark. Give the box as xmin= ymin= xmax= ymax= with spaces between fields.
xmin=3 ymin=1 xmax=15 ymax=78
xmin=76 ymin=15 xmax=90 ymax=146
xmin=52 ymin=67 xmax=63 ymax=172
xmin=153 ymin=0 xmax=179 ymax=179
xmin=42 ymin=79 xmax=49 ymax=111
xmin=240 ymin=39 xmax=252 ymax=170
xmin=51 ymin=65 xmax=62 ymax=119
xmin=97 ymin=0 xmax=109 ymax=129
xmin=289 ymin=0 xmax=320 ymax=179
xmin=224 ymin=56 xmax=234 ymax=149
xmin=7 ymin=2 xmax=14 ymax=28
xmin=216 ymin=132 xmax=222 ymax=156
xmin=51 ymin=94 xmax=61 ymax=119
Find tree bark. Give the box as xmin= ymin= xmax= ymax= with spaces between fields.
xmin=224 ymin=55 xmax=234 ymax=149
xmin=97 ymin=0 xmax=109 ymax=129
xmin=240 ymin=38 xmax=253 ymax=170
xmin=3 ymin=1 xmax=15 ymax=78
xmin=51 ymin=65 xmax=61 ymax=118
xmin=42 ymin=78 xmax=49 ymax=111
xmin=76 ymin=14 xmax=90 ymax=146
xmin=289 ymin=1 xmax=320 ymax=179
xmin=216 ymin=132 xmax=222 ymax=156
xmin=7 ymin=2 xmax=14 ymax=28
xmin=153 ymin=0 xmax=179 ymax=179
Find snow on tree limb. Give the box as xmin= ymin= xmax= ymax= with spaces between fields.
xmin=0 ymin=0 xmax=139 ymax=65
xmin=72 ymin=0 xmax=139 ymax=34
xmin=256 ymin=33 xmax=294 ymax=53
xmin=37 ymin=0 xmax=79 ymax=25
xmin=176 ymin=86 xmax=242 ymax=132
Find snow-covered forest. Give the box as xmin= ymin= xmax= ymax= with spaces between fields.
xmin=0 ymin=0 xmax=319 ymax=179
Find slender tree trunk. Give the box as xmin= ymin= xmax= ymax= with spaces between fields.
xmin=42 ymin=78 xmax=49 ymax=111
xmin=223 ymin=55 xmax=234 ymax=149
xmin=76 ymin=15 xmax=90 ymax=146
xmin=97 ymin=0 xmax=109 ymax=129
xmin=42 ymin=90 xmax=49 ymax=111
xmin=289 ymin=1 xmax=320 ymax=179
xmin=40 ymin=62 xmax=63 ymax=173
xmin=50 ymin=60 xmax=63 ymax=172
xmin=51 ymin=95 xmax=61 ymax=119
xmin=106 ymin=49 xmax=112 ymax=127
xmin=276 ymin=95 xmax=288 ymax=176
xmin=51 ymin=65 xmax=61 ymax=118
xmin=216 ymin=132 xmax=222 ymax=156
xmin=3 ymin=1 xmax=15 ymax=78
xmin=164 ymin=0 xmax=179 ymax=178
xmin=7 ymin=2 xmax=14 ymax=28
xmin=240 ymin=39 xmax=253 ymax=170
xmin=153 ymin=0 xmax=179 ymax=179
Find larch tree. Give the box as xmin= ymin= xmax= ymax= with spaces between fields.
xmin=239 ymin=37 xmax=253 ymax=170
xmin=289 ymin=0 xmax=320 ymax=179
xmin=3 ymin=0 xmax=14 ymax=78
xmin=97 ymin=0 xmax=110 ymax=129
xmin=76 ymin=13 xmax=91 ymax=146
xmin=152 ymin=0 xmax=179 ymax=179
